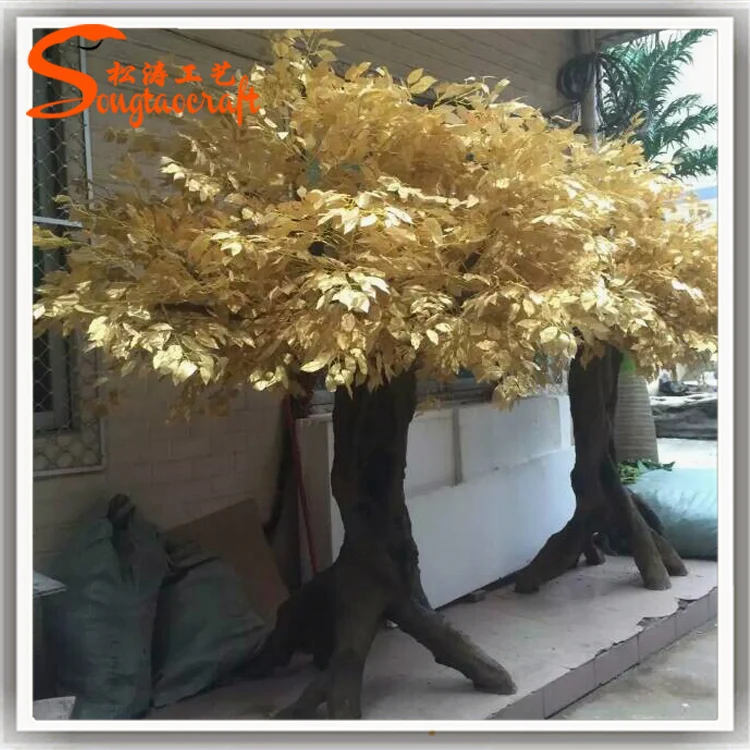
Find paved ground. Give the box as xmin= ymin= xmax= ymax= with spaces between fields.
xmin=555 ymin=437 xmax=719 ymax=721
xmin=554 ymin=619 xmax=718 ymax=720
xmin=148 ymin=557 xmax=717 ymax=721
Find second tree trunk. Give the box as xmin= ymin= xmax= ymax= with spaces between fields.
xmin=514 ymin=343 xmax=687 ymax=594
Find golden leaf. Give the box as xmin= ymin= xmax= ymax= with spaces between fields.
xmin=301 ymin=354 xmax=330 ymax=373
xmin=407 ymin=68 xmax=425 ymax=85
xmin=540 ymin=326 xmax=559 ymax=344
xmin=345 ymin=61 xmax=371 ymax=80
xmin=174 ymin=359 xmax=198 ymax=383
xmin=30 ymin=29 xmax=716 ymax=416
xmin=580 ymin=291 xmax=597 ymax=312
xmin=410 ymin=76 xmax=437 ymax=95
xmin=423 ymin=217 xmax=443 ymax=244
xmin=385 ymin=206 xmax=413 ymax=225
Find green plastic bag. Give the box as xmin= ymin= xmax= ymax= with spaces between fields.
xmin=151 ymin=543 xmax=270 ymax=709
xmin=44 ymin=495 xmax=169 ymax=719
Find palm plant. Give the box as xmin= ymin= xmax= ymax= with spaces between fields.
xmin=599 ymin=29 xmax=718 ymax=180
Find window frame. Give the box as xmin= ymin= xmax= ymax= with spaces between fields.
xmin=32 ymin=30 xmax=104 ymax=476
xmin=33 ymin=219 xmax=78 ymax=433
xmin=32 ymin=29 xmax=76 ymax=434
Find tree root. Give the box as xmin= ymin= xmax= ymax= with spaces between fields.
xmin=650 ymin=529 xmax=689 ymax=577
xmin=259 ymin=553 xmax=515 ymax=719
xmin=391 ymin=599 xmax=515 ymax=694
xmin=514 ymin=485 xmax=685 ymax=594
xmin=514 ymin=515 xmax=590 ymax=594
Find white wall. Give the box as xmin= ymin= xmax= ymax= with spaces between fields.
xmin=296 ymin=396 xmax=576 ymax=608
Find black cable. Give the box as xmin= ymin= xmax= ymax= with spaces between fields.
xmin=556 ymin=52 xmax=640 ymax=138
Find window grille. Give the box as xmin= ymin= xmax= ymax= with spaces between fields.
xmin=33 ymin=29 xmax=104 ymax=475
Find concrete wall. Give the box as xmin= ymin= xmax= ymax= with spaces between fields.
xmin=33 ymin=28 xmax=579 ymax=571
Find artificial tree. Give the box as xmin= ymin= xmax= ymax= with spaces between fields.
xmin=34 ymin=30 xmax=717 ymax=718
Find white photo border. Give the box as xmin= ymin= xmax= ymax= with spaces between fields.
xmin=13 ymin=10 xmax=736 ymax=738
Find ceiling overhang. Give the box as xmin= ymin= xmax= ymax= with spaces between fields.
xmin=594 ymin=29 xmax=660 ymax=48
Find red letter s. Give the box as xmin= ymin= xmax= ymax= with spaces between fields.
xmin=27 ymin=24 xmax=127 ymax=119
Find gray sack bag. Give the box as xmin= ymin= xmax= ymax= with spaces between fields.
xmin=631 ymin=467 xmax=717 ymax=560
xmin=43 ymin=495 xmax=169 ymax=719
xmin=151 ymin=541 xmax=271 ymax=709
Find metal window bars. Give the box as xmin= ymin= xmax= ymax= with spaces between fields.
xmin=33 ymin=30 xmax=103 ymax=475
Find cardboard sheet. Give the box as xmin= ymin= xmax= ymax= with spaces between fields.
xmin=166 ymin=499 xmax=289 ymax=624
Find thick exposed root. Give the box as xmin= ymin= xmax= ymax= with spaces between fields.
xmin=583 ymin=537 xmax=606 ymax=566
xmin=266 ymin=554 xmax=514 ymax=719
xmin=272 ymin=565 xmax=384 ymax=719
xmin=514 ymin=516 xmax=589 ymax=594
xmin=252 ymin=569 xmax=337 ymax=674
xmin=392 ymin=599 xmax=516 ymax=694
xmin=650 ymin=530 xmax=689 ymax=577
xmin=604 ymin=464 xmax=671 ymax=590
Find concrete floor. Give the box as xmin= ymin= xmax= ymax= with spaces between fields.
xmin=551 ymin=437 xmax=719 ymax=721
xmin=148 ymin=557 xmax=717 ymax=721
xmin=555 ymin=619 xmax=718 ymax=720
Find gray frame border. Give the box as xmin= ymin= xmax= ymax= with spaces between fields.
xmin=2 ymin=1 xmax=747 ymax=747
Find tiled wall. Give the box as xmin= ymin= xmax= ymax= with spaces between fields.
xmin=33 ymin=376 xmax=283 ymax=571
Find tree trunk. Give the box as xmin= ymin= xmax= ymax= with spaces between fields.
xmin=255 ymin=369 xmax=515 ymax=719
xmin=514 ymin=343 xmax=687 ymax=594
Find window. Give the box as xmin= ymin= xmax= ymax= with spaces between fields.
xmin=33 ymin=42 xmax=73 ymax=433
xmin=33 ymin=30 xmax=103 ymax=474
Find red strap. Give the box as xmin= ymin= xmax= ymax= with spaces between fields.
xmin=284 ymin=396 xmax=319 ymax=575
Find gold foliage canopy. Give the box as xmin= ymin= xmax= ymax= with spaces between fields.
xmin=34 ymin=29 xmax=718 ymax=414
